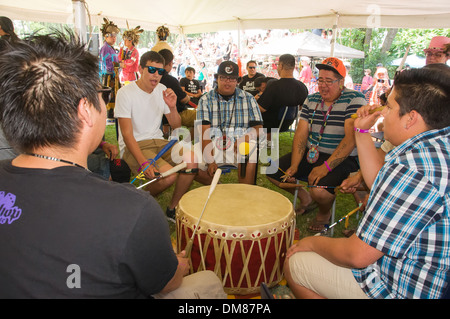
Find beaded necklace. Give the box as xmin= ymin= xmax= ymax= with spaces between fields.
xmin=26 ymin=153 xmax=90 ymax=171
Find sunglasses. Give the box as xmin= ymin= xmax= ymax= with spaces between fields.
xmin=147 ymin=66 xmax=166 ymax=76
xmin=248 ymin=66 xmax=256 ymax=69
xmin=98 ymin=86 xmax=112 ymax=105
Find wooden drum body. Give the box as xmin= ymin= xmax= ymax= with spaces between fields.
xmin=176 ymin=184 xmax=295 ymax=295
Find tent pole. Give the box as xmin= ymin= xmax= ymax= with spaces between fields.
xmin=330 ymin=12 xmax=340 ymax=57
xmin=237 ymin=18 xmax=241 ymax=59
xmin=72 ymin=0 xmax=87 ymax=45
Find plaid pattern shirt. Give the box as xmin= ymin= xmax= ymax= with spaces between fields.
xmin=196 ymin=88 xmax=263 ymax=139
xmin=353 ymin=126 xmax=450 ymax=299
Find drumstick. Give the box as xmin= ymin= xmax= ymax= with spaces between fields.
xmin=314 ymin=204 xmax=362 ymax=236
xmin=278 ymin=181 xmax=337 ymax=189
xmin=136 ymin=162 xmax=187 ymax=189
xmin=184 ymin=168 xmax=222 ymax=259
xmin=130 ymin=139 xmax=177 ymax=184
xmin=350 ymin=106 xmax=385 ymax=119
xmin=239 ymin=141 xmax=256 ymax=179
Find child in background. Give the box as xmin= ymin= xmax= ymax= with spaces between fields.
xmin=180 ymin=67 xmax=203 ymax=105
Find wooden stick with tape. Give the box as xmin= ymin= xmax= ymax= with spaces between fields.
xmin=350 ymin=106 xmax=385 ymax=119
xmin=184 ymin=168 xmax=222 ymax=258
xmin=314 ymin=204 xmax=362 ymax=236
xmin=136 ymin=162 xmax=187 ymax=189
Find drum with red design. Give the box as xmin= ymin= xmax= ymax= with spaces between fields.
xmin=176 ymin=184 xmax=295 ymax=295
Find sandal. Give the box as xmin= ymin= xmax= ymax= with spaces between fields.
xmin=295 ymin=200 xmax=319 ymax=215
xmin=307 ymin=217 xmax=331 ymax=233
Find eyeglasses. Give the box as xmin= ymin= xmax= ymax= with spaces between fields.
xmin=425 ymin=51 xmax=445 ymax=58
xmin=218 ymin=75 xmax=238 ymax=82
xmin=317 ymin=79 xmax=339 ymax=86
xmin=98 ymin=86 xmax=112 ymax=105
xmin=248 ymin=66 xmax=256 ymax=69
xmin=146 ymin=66 xmax=166 ymax=76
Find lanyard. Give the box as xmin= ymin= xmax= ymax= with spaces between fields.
xmin=217 ymin=93 xmax=236 ymax=133
xmin=308 ymin=100 xmax=333 ymax=146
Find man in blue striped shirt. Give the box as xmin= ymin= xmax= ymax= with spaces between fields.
xmin=267 ymin=57 xmax=365 ymax=231
xmin=284 ymin=67 xmax=450 ymax=299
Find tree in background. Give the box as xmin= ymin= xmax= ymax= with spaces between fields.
xmin=339 ymin=28 xmax=450 ymax=84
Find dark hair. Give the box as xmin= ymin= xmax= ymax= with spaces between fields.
xmin=254 ymin=76 xmax=265 ymax=88
xmin=0 ymin=16 xmax=19 ymax=42
xmin=0 ymin=30 xmax=101 ymax=153
xmin=393 ymin=67 xmax=450 ymax=130
xmin=140 ymin=50 xmax=165 ymax=68
xmin=185 ymin=66 xmax=195 ymax=74
xmin=246 ymin=60 xmax=257 ymax=67
xmin=278 ymin=54 xmax=295 ymax=70
xmin=157 ymin=48 xmax=172 ymax=66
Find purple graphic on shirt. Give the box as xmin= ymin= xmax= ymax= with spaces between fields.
xmin=0 ymin=191 xmax=22 ymax=224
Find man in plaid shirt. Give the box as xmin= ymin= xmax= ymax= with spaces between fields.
xmin=284 ymin=67 xmax=450 ymax=299
xmin=196 ymin=61 xmax=263 ymax=184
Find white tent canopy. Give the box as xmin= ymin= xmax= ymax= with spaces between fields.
xmin=2 ymin=0 xmax=450 ymax=34
xmin=253 ymin=32 xmax=365 ymax=59
xmin=392 ymin=55 xmax=426 ymax=68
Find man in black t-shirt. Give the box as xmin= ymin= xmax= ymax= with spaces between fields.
xmin=158 ymin=49 xmax=196 ymax=137
xmin=258 ymin=54 xmax=308 ymax=133
xmin=0 ymin=32 xmax=225 ymax=299
xmin=239 ymin=60 xmax=265 ymax=96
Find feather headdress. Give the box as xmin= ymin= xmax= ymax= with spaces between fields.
xmin=123 ymin=21 xmax=144 ymax=45
xmin=100 ymin=17 xmax=120 ymax=36
xmin=156 ymin=25 xmax=170 ymax=41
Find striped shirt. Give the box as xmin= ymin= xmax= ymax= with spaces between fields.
xmin=196 ymin=87 xmax=263 ymax=139
xmin=353 ymin=127 xmax=450 ymax=299
xmin=299 ymin=89 xmax=366 ymax=156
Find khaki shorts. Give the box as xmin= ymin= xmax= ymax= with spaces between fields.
xmin=288 ymin=251 xmax=369 ymax=299
xmin=123 ymin=139 xmax=185 ymax=174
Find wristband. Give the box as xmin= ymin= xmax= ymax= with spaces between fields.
xmin=99 ymin=141 xmax=107 ymax=147
xmin=324 ymin=160 xmax=332 ymax=172
xmin=354 ymin=127 xmax=370 ymax=133
xmin=138 ymin=161 xmax=150 ymax=173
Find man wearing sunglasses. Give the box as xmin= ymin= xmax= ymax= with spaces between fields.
xmin=239 ymin=60 xmax=265 ymax=96
xmin=158 ymin=49 xmax=196 ymax=139
xmin=115 ymin=51 xmax=211 ymax=222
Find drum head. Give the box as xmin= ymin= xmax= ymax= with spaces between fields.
xmin=177 ymin=184 xmax=294 ymax=237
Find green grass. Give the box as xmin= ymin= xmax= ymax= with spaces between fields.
xmin=105 ymin=123 xmax=362 ymax=240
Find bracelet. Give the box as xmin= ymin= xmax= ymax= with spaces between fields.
xmin=354 ymin=127 xmax=370 ymax=133
xmin=99 ymin=141 xmax=107 ymax=147
xmin=137 ymin=161 xmax=150 ymax=173
xmin=324 ymin=160 xmax=332 ymax=172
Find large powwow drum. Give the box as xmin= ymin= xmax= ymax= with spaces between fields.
xmin=176 ymin=184 xmax=295 ymax=295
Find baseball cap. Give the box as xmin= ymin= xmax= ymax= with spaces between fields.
xmin=424 ymin=36 xmax=450 ymax=53
xmin=217 ymin=61 xmax=239 ymax=77
xmin=316 ymin=57 xmax=346 ymax=78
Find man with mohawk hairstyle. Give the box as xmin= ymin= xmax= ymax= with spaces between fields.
xmin=119 ymin=22 xmax=144 ymax=83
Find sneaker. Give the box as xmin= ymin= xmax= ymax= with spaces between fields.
xmin=166 ymin=207 xmax=176 ymax=223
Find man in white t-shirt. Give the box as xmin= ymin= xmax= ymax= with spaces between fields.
xmin=115 ymin=51 xmax=210 ymax=221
